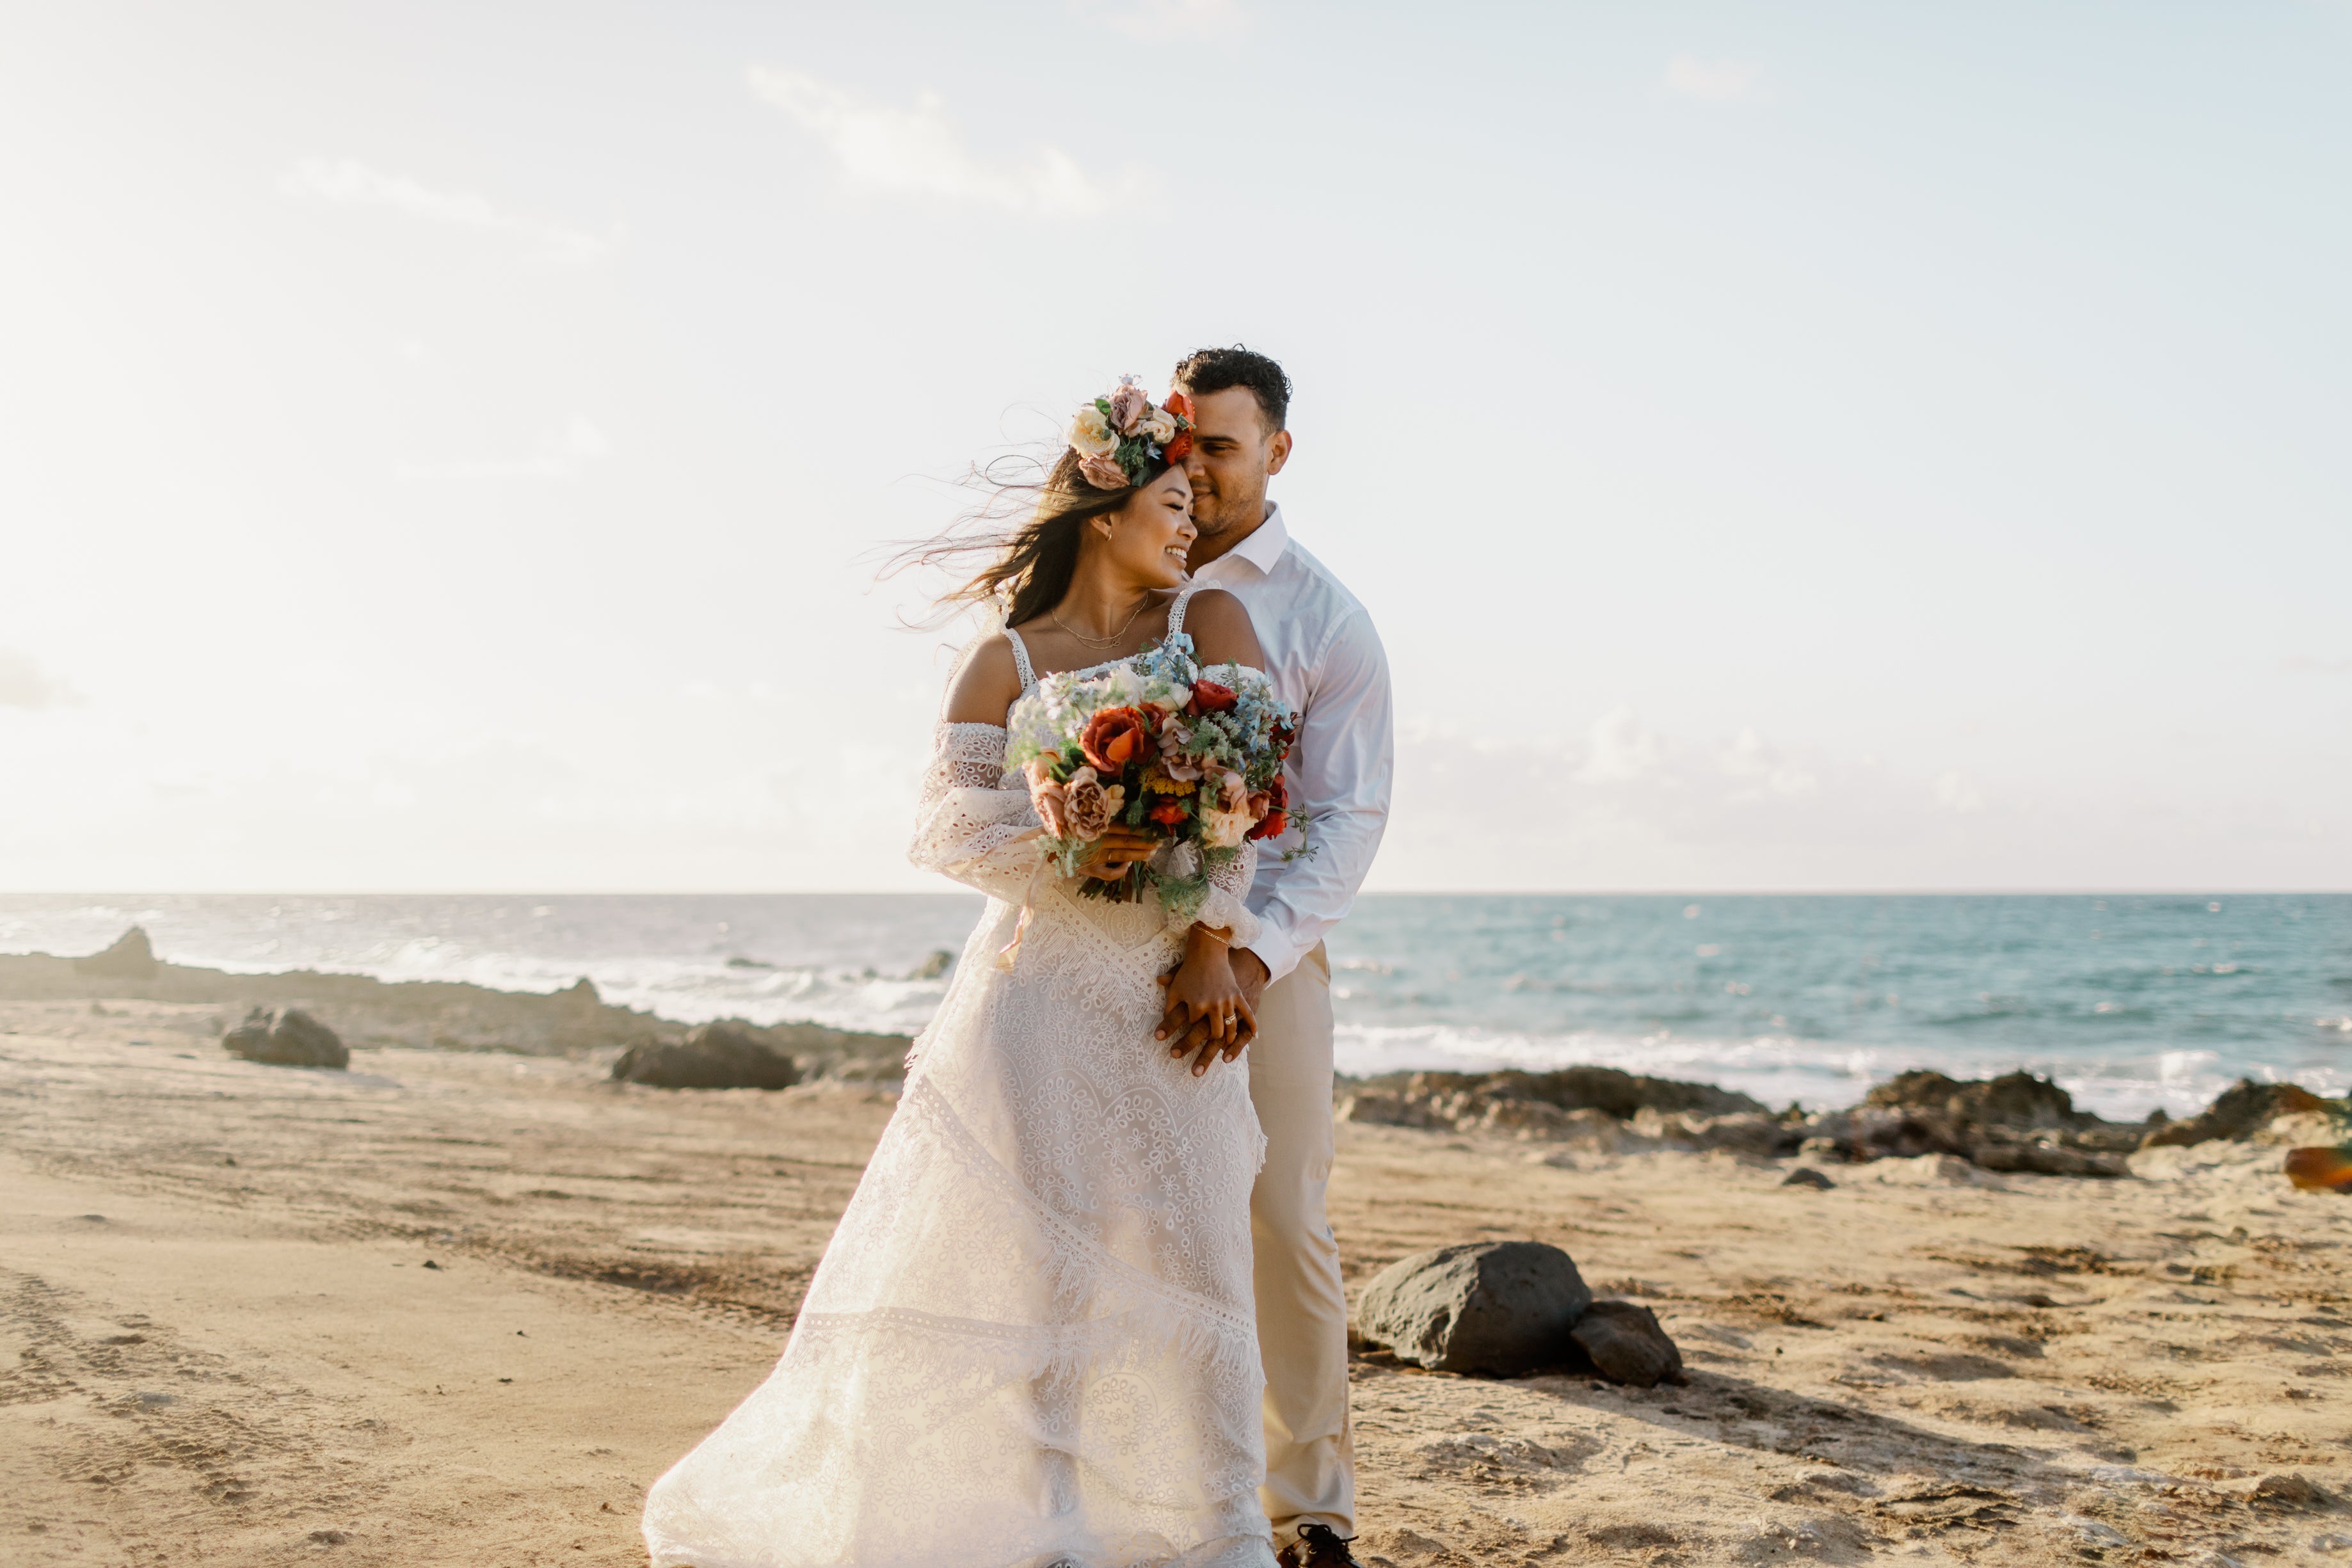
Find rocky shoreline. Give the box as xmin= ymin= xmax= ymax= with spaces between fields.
xmin=1339 ymin=1063 xmax=2344 ymax=1181
xmin=12 ymin=927 xmax=2344 ymax=1188
xmin=0 ymin=927 xmax=913 ymax=1084
xmin=13 ymin=926 xmax=2333 ymax=1185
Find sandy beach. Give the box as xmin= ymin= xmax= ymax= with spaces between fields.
xmin=4 ymin=986 xmax=2348 ymax=1567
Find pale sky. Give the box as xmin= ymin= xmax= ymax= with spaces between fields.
xmin=3 ymin=3 xmax=2348 ymax=893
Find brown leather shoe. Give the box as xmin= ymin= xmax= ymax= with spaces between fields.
xmin=1276 ymin=1522 xmax=1362 ymax=1568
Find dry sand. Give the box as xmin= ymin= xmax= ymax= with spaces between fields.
xmin=4 ymin=996 xmax=2348 ymax=1566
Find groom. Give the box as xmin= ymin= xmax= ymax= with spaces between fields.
xmin=1156 ymin=347 xmax=1393 ymax=1568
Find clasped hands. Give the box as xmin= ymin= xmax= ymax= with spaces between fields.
xmin=1076 ymin=828 xmax=1266 ymax=1078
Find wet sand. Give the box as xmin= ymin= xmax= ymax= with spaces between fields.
xmin=3 ymin=996 xmax=2347 ymax=1565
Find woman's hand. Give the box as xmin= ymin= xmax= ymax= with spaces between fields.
xmin=1155 ymin=927 xmax=1256 ymax=1076
xmin=1075 ymin=827 xmax=1160 ymax=881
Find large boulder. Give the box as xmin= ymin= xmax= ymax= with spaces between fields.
xmin=1336 ymin=1066 xmax=1766 ymax=1144
xmin=76 ymin=927 xmax=159 ymax=980
xmin=221 ymin=1007 xmax=348 ymax=1069
xmin=1800 ymin=1072 xmax=2141 ymax=1175
xmin=1971 ymin=1132 xmax=2131 ymax=1178
xmin=2143 ymin=1079 xmax=2333 ymax=1149
xmin=1866 ymin=1069 xmax=2078 ymax=1132
xmin=1569 ymin=1300 xmax=1684 ymax=1388
xmin=1478 ymin=1065 xmax=1766 ymax=1119
xmin=1354 ymin=1241 xmax=1591 ymax=1376
xmin=611 ymin=1021 xmax=800 ymax=1090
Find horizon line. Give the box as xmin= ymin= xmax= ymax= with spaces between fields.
xmin=6 ymin=888 xmax=2349 ymax=900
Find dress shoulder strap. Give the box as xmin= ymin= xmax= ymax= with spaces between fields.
xmin=1166 ymin=584 xmax=1201 ymax=639
xmin=1000 ymin=627 xmax=1037 ymax=692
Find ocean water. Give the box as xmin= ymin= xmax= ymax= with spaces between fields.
xmin=3 ymin=893 xmax=2347 ymax=1120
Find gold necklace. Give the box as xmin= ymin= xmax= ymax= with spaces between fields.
xmin=1050 ymin=596 xmax=1149 ymax=650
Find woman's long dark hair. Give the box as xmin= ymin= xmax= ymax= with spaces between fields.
xmin=890 ymin=444 xmax=1172 ymax=628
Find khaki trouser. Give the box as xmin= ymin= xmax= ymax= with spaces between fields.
xmin=1246 ymin=943 xmax=1354 ymax=1537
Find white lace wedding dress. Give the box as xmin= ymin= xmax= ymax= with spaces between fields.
xmin=643 ymin=595 xmax=1277 ymax=1568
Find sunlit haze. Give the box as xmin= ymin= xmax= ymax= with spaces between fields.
xmin=4 ymin=3 xmax=2348 ymax=893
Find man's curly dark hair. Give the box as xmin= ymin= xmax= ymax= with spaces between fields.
xmin=1173 ymin=345 xmax=1292 ymax=434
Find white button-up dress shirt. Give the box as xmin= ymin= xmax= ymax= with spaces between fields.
xmin=1190 ymin=504 xmax=1393 ymax=984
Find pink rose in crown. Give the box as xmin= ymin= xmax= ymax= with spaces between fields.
xmin=1078 ymin=451 xmax=1130 ymax=491
xmin=1107 ymin=381 xmax=1151 ymax=435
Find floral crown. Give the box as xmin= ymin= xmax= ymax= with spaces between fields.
xmin=1066 ymin=376 xmax=1195 ymax=492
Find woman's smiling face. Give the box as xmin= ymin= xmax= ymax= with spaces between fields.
xmin=1103 ymin=465 xmax=1196 ymax=589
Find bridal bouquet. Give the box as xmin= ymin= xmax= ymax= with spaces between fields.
xmin=1005 ymin=638 xmax=1303 ymax=922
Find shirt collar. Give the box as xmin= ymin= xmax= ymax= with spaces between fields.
xmin=1199 ymin=503 xmax=1290 ymax=581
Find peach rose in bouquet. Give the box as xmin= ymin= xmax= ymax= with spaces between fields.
xmin=1062 ymin=766 xmax=1125 ymax=841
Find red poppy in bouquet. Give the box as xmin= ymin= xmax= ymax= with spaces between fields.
xmin=1186 ymin=676 xmax=1236 ymax=716
xmin=1245 ymin=771 xmax=1289 ymax=843
xmin=1079 ymin=705 xmax=1153 ymax=773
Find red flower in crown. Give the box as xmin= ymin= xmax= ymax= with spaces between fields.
xmin=1162 ymin=390 xmax=1196 ymax=464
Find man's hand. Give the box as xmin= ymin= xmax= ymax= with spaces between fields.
xmin=1156 ymin=938 xmax=1272 ymax=1073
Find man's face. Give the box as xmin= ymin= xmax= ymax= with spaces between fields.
xmin=1180 ymin=386 xmax=1292 ymax=541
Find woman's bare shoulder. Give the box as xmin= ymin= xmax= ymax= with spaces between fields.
xmin=943 ymin=635 xmax=1023 ymax=725
xmin=1181 ymin=588 xmax=1264 ymax=668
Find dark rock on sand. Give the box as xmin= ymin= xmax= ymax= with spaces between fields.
xmin=1866 ymin=1069 xmax=2079 ymax=1132
xmin=221 ymin=1007 xmax=349 ymax=1069
xmin=75 ymin=927 xmax=159 ymax=980
xmin=1782 ymin=1167 xmax=1836 ymax=1190
xmin=2252 ymin=1473 xmax=2335 ymax=1511
xmin=1354 ymin=1240 xmax=1592 ymax=1376
xmin=1569 ymin=1300 xmax=1684 ymax=1388
xmin=611 ymin=1022 xmax=801 ymax=1091
xmin=2141 ymin=1078 xmax=2333 ymax=1149
xmin=1801 ymin=1071 xmax=2141 ymax=1176
xmin=1969 ymin=1135 xmax=2131 ymax=1178
xmin=1340 ymin=1066 xmax=1767 ymax=1140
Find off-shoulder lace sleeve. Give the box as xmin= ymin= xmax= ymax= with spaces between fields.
xmin=908 ymin=723 xmax=1044 ymax=904
xmin=1179 ymin=841 xmax=1261 ymax=950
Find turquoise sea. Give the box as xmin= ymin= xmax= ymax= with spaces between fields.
xmin=3 ymin=893 xmax=2346 ymax=1120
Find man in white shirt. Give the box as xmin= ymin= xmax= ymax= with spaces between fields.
xmin=1156 ymin=346 xmax=1393 ymax=1568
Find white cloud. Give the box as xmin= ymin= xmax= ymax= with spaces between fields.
xmin=400 ymin=415 xmax=610 ymax=481
xmin=1574 ymin=706 xmax=1672 ymax=784
xmin=1072 ymin=0 xmax=1245 ymax=41
xmin=0 ymin=648 xmax=72 ymax=710
xmin=748 ymin=67 xmax=1148 ymax=216
xmin=1718 ymin=727 xmax=1818 ymax=799
xmin=280 ymin=157 xmax=606 ymax=264
xmin=1664 ymin=56 xmax=1764 ymax=104
xmin=1933 ymin=769 xmax=1986 ymax=814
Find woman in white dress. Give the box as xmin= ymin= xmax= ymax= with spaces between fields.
xmin=643 ymin=389 xmax=1279 ymax=1568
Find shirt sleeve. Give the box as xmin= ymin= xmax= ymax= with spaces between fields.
xmin=1242 ymin=608 xmax=1393 ymax=984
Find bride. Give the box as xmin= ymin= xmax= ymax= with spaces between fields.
xmin=643 ymin=382 xmax=1280 ymax=1568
